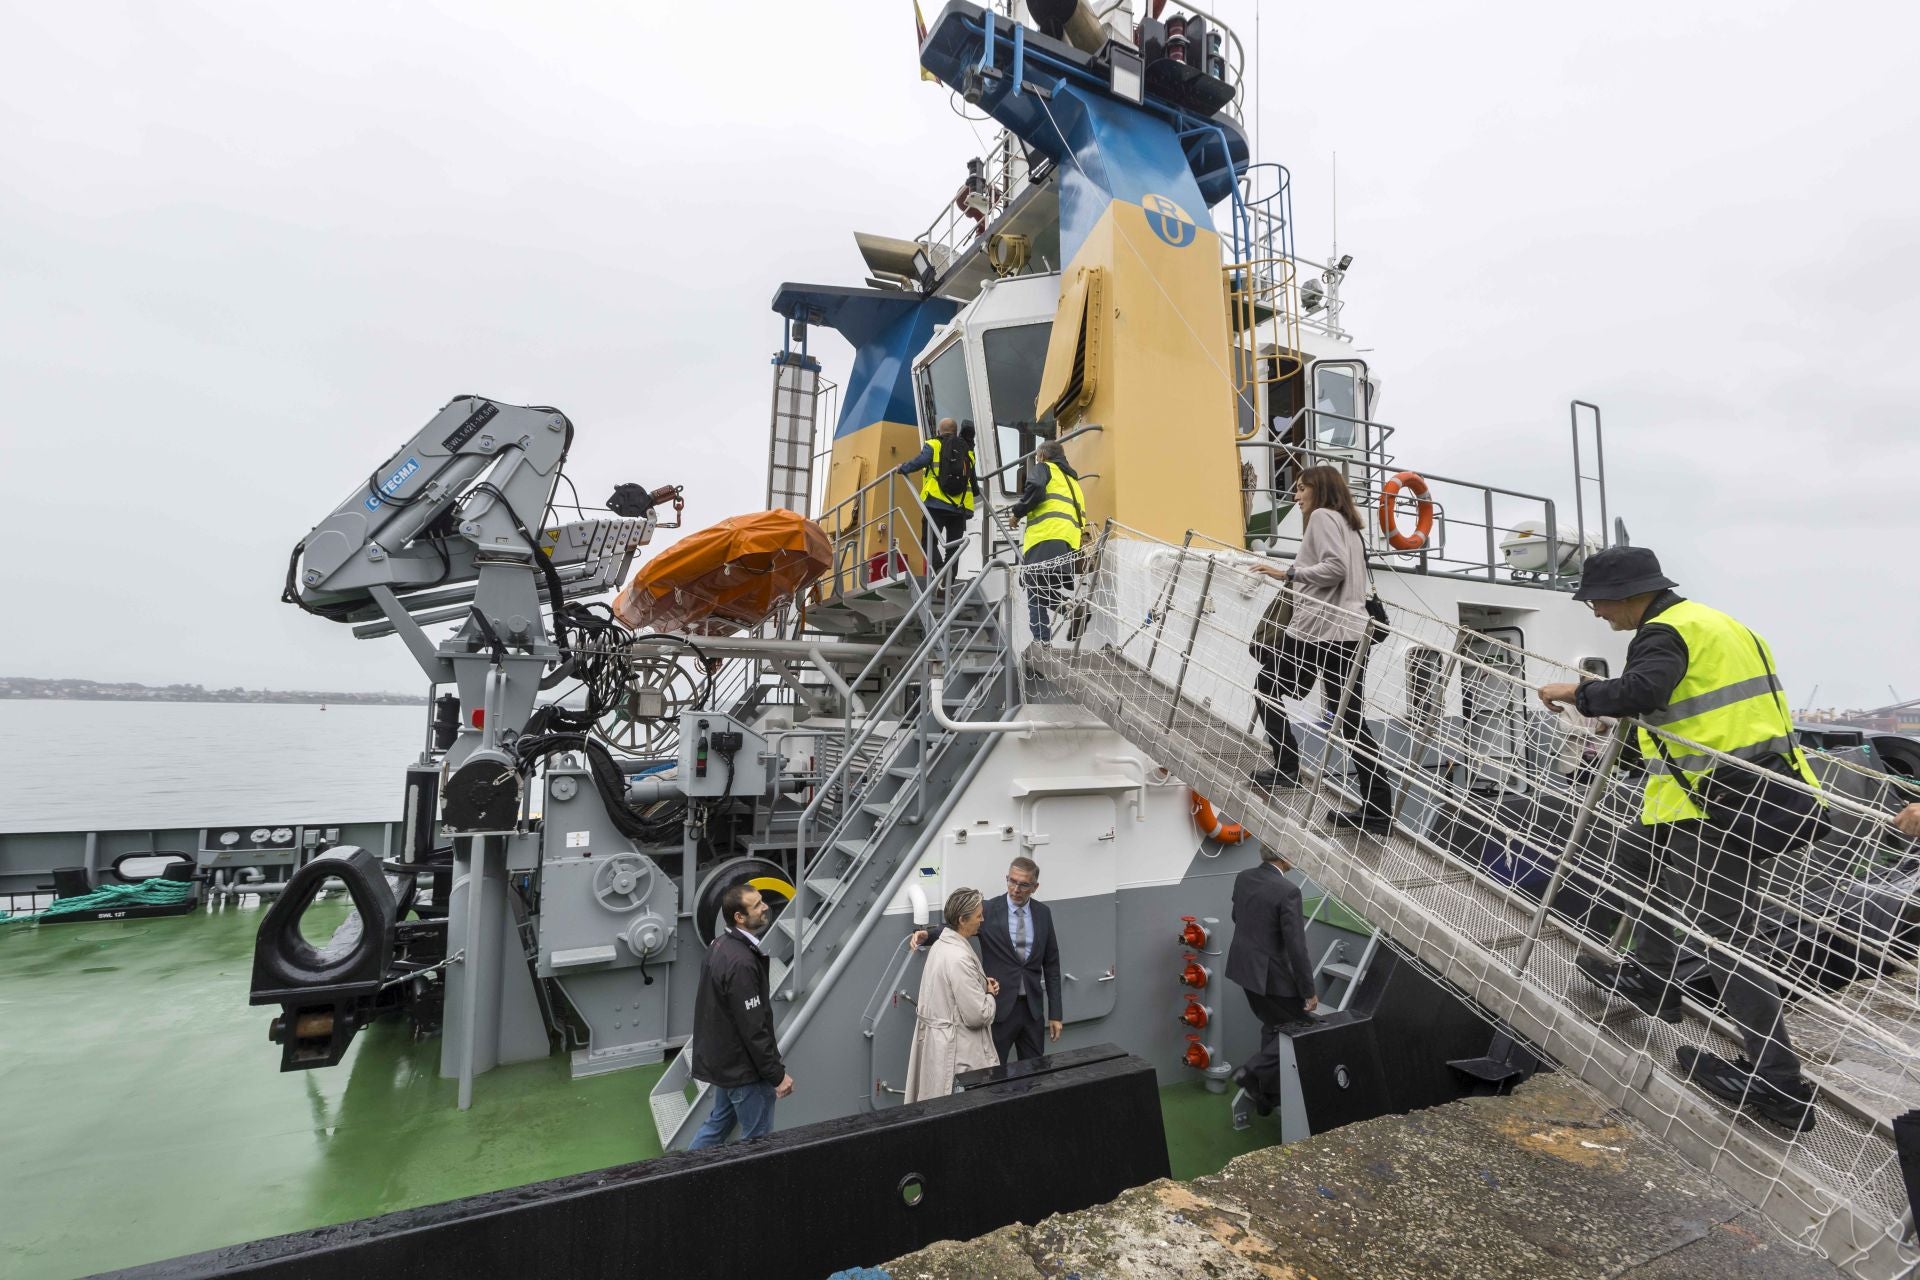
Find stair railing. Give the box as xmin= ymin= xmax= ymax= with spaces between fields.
xmin=785 ymin=548 xmax=1018 ymax=1003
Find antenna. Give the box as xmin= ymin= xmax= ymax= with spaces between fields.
xmin=1330 ymin=150 xmax=1339 ymax=263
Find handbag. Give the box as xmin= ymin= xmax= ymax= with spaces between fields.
xmin=1361 ymin=555 xmax=1390 ymax=648
xmin=1363 ymin=591 xmax=1390 ymax=648
xmin=1251 ymin=582 xmax=1294 ymax=658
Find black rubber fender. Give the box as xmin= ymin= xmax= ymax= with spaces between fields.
xmin=250 ymin=846 xmax=398 ymax=1003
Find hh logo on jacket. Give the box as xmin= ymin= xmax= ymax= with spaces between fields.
xmin=743 ymin=995 xmax=761 ymax=1010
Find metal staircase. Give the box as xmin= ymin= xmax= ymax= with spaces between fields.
xmin=1034 ymin=527 xmax=1920 ymax=1278
xmin=648 ymin=555 xmax=1019 ymax=1150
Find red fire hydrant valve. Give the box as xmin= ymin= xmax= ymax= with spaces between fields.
xmin=1179 ymin=996 xmax=1211 ymax=1028
xmin=1180 ymin=953 xmax=1210 ymax=989
xmin=1183 ymin=1034 xmax=1211 ymax=1070
xmin=1179 ymin=915 xmax=1210 ymax=948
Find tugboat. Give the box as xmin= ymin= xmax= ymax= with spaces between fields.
xmin=3 ymin=3 xmax=1917 ymax=1277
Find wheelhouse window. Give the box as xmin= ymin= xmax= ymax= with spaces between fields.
xmin=1312 ymin=365 xmax=1360 ymax=448
xmin=917 ymin=341 xmax=973 ymax=438
xmin=981 ymin=323 xmax=1056 ymax=495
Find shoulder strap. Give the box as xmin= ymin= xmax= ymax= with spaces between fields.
xmin=1645 ymin=728 xmax=1710 ymax=818
xmin=1743 ymin=625 xmax=1802 ymax=760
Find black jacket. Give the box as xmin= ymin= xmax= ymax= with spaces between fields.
xmin=923 ymin=894 xmax=1064 ymax=1024
xmin=1224 ymin=863 xmax=1315 ymax=1000
xmin=690 ymin=928 xmax=783 ymax=1088
xmin=1575 ymin=591 xmax=1689 ymax=719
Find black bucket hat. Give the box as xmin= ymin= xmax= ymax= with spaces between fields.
xmin=1573 ymin=546 xmax=1678 ymax=602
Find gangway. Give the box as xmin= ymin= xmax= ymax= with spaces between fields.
xmin=1033 ymin=525 xmax=1920 ymax=1278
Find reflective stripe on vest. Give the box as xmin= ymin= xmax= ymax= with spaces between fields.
xmin=1633 ymin=600 xmax=1821 ymax=824
xmin=1022 ymin=463 xmax=1086 ymax=555
xmin=919 ymin=437 xmax=976 ymax=511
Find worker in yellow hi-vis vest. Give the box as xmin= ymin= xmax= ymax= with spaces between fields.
xmin=1008 ymin=440 xmax=1086 ymax=645
xmin=1538 ymin=545 xmax=1822 ymax=1134
xmin=894 ymin=417 xmax=977 ymax=578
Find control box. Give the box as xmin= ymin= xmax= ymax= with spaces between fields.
xmin=676 ymin=713 xmax=770 ymax=798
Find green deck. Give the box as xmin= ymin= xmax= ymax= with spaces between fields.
xmin=2 ymin=904 xmax=1265 ymax=1278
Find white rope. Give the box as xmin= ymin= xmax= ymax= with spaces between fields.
xmin=1013 ymin=522 xmax=1920 ymax=1271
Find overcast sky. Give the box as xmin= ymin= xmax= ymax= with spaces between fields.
xmin=2 ymin=0 xmax=1915 ymax=711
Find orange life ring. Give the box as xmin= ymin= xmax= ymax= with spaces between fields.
xmin=1191 ymin=791 xmax=1247 ymax=843
xmin=1378 ymin=470 xmax=1435 ymax=551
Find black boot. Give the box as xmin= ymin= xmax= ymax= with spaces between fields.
xmin=1676 ymin=1047 xmax=1816 ymax=1134
xmin=1575 ymin=954 xmax=1684 ymax=1023
xmin=1231 ymin=1066 xmax=1276 ymax=1116
xmin=1327 ymin=809 xmax=1393 ymax=835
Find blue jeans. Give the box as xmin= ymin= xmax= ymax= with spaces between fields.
xmin=688 ymin=1081 xmax=777 ymax=1148
xmin=1023 ymin=552 xmax=1074 ymax=642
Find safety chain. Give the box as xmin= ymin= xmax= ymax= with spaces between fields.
xmin=380 ymin=948 xmax=466 ymax=991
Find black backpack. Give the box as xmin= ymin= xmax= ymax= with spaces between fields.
xmin=935 ymin=437 xmax=974 ymax=501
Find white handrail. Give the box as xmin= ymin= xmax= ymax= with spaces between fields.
xmin=926 ymin=676 xmax=1101 ymax=737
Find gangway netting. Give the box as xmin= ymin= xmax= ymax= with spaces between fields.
xmin=1020 ymin=524 xmax=1920 ymax=1278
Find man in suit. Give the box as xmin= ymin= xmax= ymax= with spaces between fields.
xmin=1226 ymin=846 xmax=1319 ymax=1114
xmin=911 ymin=856 xmax=1064 ymax=1062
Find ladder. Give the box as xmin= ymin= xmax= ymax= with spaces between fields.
xmin=648 ymin=561 xmax=1018 ymax=1150
xmin=766 ymin=351 xmax=823 ymax=516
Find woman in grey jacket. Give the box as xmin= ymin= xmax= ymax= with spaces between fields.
xmin=1249 ymin=466 xmax=1394 ymax=833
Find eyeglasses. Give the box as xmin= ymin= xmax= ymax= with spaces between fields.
xmin=1005 ymin=877 xmax=1036 ymax=889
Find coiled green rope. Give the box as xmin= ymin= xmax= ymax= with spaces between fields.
xmin=4 ymin=877 xmax=195 ymax=924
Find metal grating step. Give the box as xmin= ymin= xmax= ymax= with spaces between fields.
xmin=648 ymin=1087 xmax=694 ymax=1144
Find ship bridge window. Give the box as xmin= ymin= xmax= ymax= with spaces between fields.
xmin=1313 ymin=362 xmax=1374 ymax=452
xmin=916 ymin=341 xmax=973 ymax=437
xmin=982 ymin=322 xmax=1057 ymax=495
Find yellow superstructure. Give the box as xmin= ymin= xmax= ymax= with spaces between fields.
xmin=1036 ymin=196 xmax=1244 ymax=548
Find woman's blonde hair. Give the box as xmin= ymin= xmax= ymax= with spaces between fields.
xmin=943 ymin=887 xmax=984 ymax=929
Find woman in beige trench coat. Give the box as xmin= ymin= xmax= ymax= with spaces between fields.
xmin=903 ymin=887 xmax=1000 ymax=1102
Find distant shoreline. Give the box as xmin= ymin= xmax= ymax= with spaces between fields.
xmin=2 ymin=679 xmax=424 ymax=707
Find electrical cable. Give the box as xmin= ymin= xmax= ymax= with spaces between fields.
xmin=466 ymin=480 xmax=573 ymax=664
xmin=556 ymin=472 xmax=589 ymax=521
xmin=511 ymin=732 xmax=686 ymax=842
xmin=282 ymin=539 xmax=328 ymax=617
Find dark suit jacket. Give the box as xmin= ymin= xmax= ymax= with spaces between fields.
xmin=926 ymin=894 xmax=1064 ymax=1025
xmin=1224 ymin=864 xmax=1316 ymax=1000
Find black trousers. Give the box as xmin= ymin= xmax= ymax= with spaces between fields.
xmin=925 ymin=506 xmax=970 ymax=575
xmin=993 ymin=999 xmax=1045 ymax=1064
xmin=1623 ymin=818 xmax=1804 ymax=1086
xmin=1258 ymin=635 xmax=1391 ymax=815
xmin=1241 ymin=990 xmax=1307 ymax=1102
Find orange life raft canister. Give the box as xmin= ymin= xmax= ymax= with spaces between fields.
xmin=611 ymin=510 xmax=831 ymax=635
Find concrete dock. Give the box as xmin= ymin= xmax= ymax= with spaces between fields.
xmin=882 ymin=1073 xmax=1849 ymax=1279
